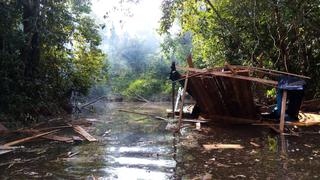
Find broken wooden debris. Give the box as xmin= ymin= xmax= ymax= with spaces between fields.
xmin=0 ymin=146 xmax=24 ymax=150
xmin=177 ymin=66 xmax=278 ymax=87
xmin=195 ymin=122 xmax=201 ymax=130
xmin=80 ymin=96 xmax=107 ymax=109
xmin=3 ymin=129 xmax=61 ymax=147
xmin=66 ymin=151 xmax=80 ymax=158
xmin=0 ymin=118 xmax=97 ymax=150
xmin=240 ymin=65 xmax=311 ymax=80
xmin=286 ymin=113 xmax=320 ymax=126
xmin=71 ymin=125 xmax=97 ymax=142
xmin=203 ymin=144 xmax=244 ymax=150
xmin=0 ymin=150 xmax=13 ymax=155
xmin=250 ymin=142 xmax=260 ymax=147
xmin=134 ymin=93 xmax=150 ymax=103
xmin=43 ymin=134 xmax=74 ymax=143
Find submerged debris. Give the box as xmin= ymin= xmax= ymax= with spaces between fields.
xmin=0 ymin=118 xmax=97 ymax=155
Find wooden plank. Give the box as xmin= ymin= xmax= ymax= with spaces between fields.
xmin=80 ymin=96 xmax=106 ymax=109
xmin=176 ymin=66 xmax=249 ymax=74
xmin=0 ymin=146 xmax=24 ymax=150
xmin=177 ymin=66 xmax=277 ymax=86
xmin=186 ymin=54 xmax=194 ymax=68
xmin=72 ymin=125 xmax=97 ymax=142
xmin=233 ymin=71 xmax=256 ymax=118
xmin=250 ymin=142 xmax=260 ymax=147
xmin=220 ymin=77 xmax=240 ymax=117
xmin=173 ymin=72 xmax=209 ymax=83
xmin=280 ymin=90 xmax=288 ymax=133
xmin=0 ymin=150 xmax=13 ymax=155
xmin=187 ymin=77 xmax=212 ymax=115
xmin=203 ymin=144 xmax=244 ymax=150
xmin=3 ymin=129 xmax=60 ymax=147
xmin=43 ymin=134 xmax=74 ymax=143
xmin=178 ymin=70 xmax=190 ymax=131
xmin=286 ymin=113 xmax=320 ymax=126
xmin=247 ymin=66 xmax=310 ymax=79
xmin=212 ymin=72 xmax=277 ymax=86
xmin=225 ymin=62 xmax=237 ymax=75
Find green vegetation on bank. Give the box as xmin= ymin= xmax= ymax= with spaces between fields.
xmin=0 ymin=1 xmax=108 ymax=125
xmin=106 ymin=32 xmax=171 ymax=101
xmin=159 ymin=0 xmax=320 ymax=98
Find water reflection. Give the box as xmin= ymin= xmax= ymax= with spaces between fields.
xmin=108 ymin=167 xmax=171 ymax=180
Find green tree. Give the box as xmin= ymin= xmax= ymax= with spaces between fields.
xmin=160 ymin=0 xmax=320 ymax=98
xmin=0 ymin=0 xmax=108 ymax=125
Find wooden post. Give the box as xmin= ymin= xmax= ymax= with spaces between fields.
xmin=279 ymin=90 xmax=287 ymax=133
xmin=172 ymin=82 xmax=175 ymax=118
xmin=177 ymin=71 xmax=190 ymax=132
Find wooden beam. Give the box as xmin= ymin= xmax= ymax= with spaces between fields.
xmin=186 ymin=54 xmax=194 ymax=68
xmin=72 ymin=125 xmax=97 ymax=142
xmin=177 ymin=66 xmax=277 ymax=86
xmin=232 ymin=65 xmax=311 ymax=79
xmin=177 ymin=70 xmax=190 ymax=132
xmin=43 ymin=134 xmax=74 ymax=143
xmin=212 ymin=72 xmax=277 ymax=86
xmin=203 ymin=144 xmax=244 ymax=150
xmin=280 ymin=90 xmax=287 ymax=133
xmin=3 ymin=129 xmax=60 ymax=147
xmin=225 ymin=62 xmax=237 ymax=75
xmin=177 ymin=66 xmax=249 ymax=74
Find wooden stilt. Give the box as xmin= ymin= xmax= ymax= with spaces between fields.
xmin=279 ymin=90 xmax=287 ymax=133
xmin=172 ymin=82 xmax=175 ymax=118
xmin=177 ymin=70 xmax=189 ymax=132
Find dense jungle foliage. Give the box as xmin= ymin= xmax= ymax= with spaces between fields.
xmin=105 ymin=29 xmax=172 ymax=101
xmin=0 ymin=0 xmax=108 ymax=125
xmin=159 ymin=0 xmax=320 ymax=98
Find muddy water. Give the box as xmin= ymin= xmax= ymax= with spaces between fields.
xmin=1 ymin=102 xmax=320 ymax=179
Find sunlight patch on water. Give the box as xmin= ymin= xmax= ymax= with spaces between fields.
xmin=107 ymin=146 xmax=171 ymax=154
xmin=113 ymin=157 xmax=176 ymax=168
xmin=108 ymin=167 xmax=172 ymax=180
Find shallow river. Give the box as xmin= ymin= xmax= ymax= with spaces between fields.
xmin=1 ymin=102 xmax=320 ymax=179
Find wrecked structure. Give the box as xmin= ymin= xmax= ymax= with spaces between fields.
xmin=169 ymin=55 xmax=313 ymax=132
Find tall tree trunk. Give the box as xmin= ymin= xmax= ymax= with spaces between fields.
xmin=21 ymin=0 xmax=40 ymax=79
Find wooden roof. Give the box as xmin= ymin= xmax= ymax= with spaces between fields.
xmin=176 ymin=65 xmax=310 ymax=124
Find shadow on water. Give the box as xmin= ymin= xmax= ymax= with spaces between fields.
xmin=1 ymin=102 xmax=320 ymax=179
